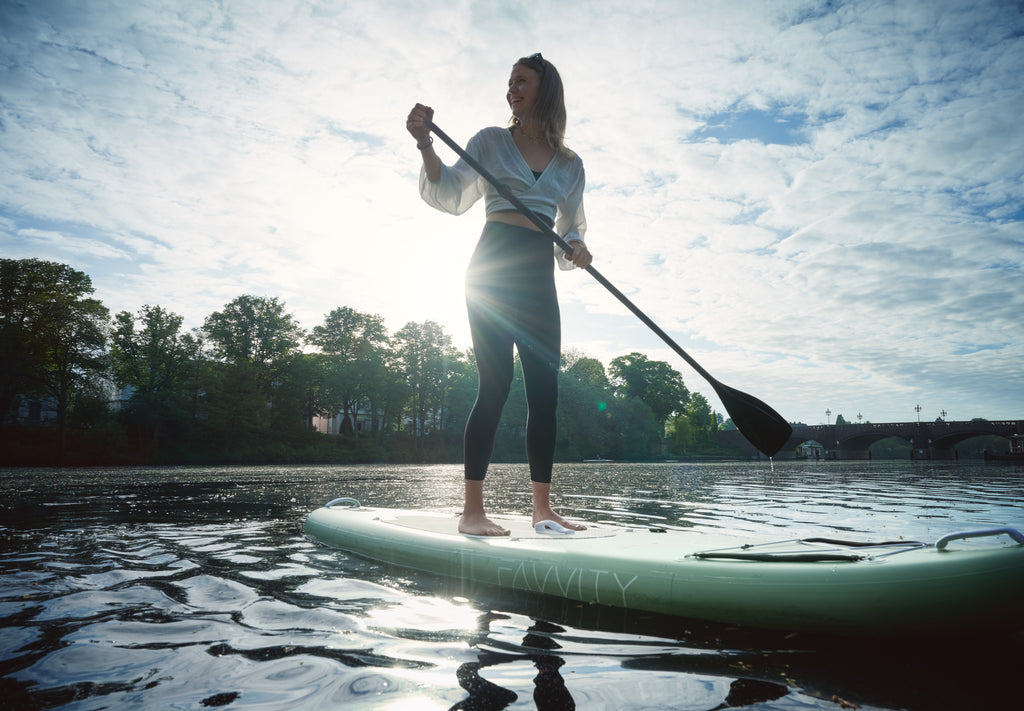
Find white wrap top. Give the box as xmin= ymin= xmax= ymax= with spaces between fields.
xmin=419 ymin=126 xmax=587 ymax=269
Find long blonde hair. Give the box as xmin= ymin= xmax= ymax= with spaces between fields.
xmin=510 ymin=53 xmax=574 ymax=159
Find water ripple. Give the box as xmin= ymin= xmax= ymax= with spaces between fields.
xmin=1 ymin=461 xmax=1021 ymax=710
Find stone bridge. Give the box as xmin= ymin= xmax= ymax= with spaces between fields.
xmin=715 ymin=419 xmax=1024 ymax=460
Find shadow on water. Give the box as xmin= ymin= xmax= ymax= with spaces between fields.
xmin=444 ymin=618 xmax=785 ymax=710
xmin=1 ymin=462 xmax=1022 ymax=710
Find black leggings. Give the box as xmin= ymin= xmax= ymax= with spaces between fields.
xmin=464 ymin=221 xmax=560 ymax=484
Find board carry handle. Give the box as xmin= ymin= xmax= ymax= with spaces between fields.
xmin=325 ymin=497 xmax=361 ymax=509
xmin=934 ymin=527 xmax=1024 ymax=550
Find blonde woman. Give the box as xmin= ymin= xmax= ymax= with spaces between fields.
xmin=407 ymin=53 xmax=591 ymax=536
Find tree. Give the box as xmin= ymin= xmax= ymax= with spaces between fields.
xmin=203 ymin=295 xmax=304 ymax=367
xmin=0 ymin=259 xmax=109 ymax=450
xmin=109 ymin=305 xmax=203 ymax=449
xmin=612 ymin=396 xmax=663 ymax=459
xmin=557 ymin=353 xmax=615 ymax=460
xmin=687 ymin=393 xmax=715 ymax=431
xmin=0 ymin=259 xmax=43 ymax=424
xmin=392 ymin=320 xmax=460 ymax=449
xmin=272 ymin=352 xmax=330 ymax=433
xmin=309 ymin=306 xmax=389 ymax=436
xmin=668 ymin=411 xmax=693 ymax=453
xmin=608 ymin=352 xmax=690 ymax=423
xmin=442 ymin=350 xmax=479 ymax=436
xmin=670 ymin=392 xmax=715 ymax=453
xmin=202 ymin=295 xmax=305 ymax=444
xmin=562 ymin=350 xmax=610 ymax=391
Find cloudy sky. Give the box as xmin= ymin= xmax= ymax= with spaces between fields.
xmin=3 ymin=0 xmax=1022 ymax=426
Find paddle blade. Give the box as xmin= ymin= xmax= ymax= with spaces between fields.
xmin=713 ymin=381 xmax=793 ymax=458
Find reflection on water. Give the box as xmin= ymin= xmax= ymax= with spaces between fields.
xmin=1 ymin=461 xmax=1022 ymax=710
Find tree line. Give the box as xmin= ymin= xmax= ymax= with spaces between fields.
xmin=1 ymin=258 xmax=739 ymax=466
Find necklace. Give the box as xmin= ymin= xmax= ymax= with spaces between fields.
xmin=516 ymin=125 xmax=546 ymax=142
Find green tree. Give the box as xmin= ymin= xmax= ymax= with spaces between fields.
xmin=0 ymin=258 xmax=109 ymax=450
xmin=686 ymin=393 xmax=715 ymax=432
xmin=202 ymin=295 xmax=305 ymax=446
xmin=669 ymin=392 xmax=716 ymax=454
xmin=267 ymin=351 xmax=329 ymax=435
xmin=203 ymin=294 xmax=304 ymax=367
xmin=557 ymin=352 xmax=615 ymax=461
xmin=611 ymin=396 xmax=663 ymax=459
xmin=443 ymin=350 xmax=479 ymax=436
xmin=668 ymin=411 xmax=693 ymax=453
xmin=0 ymin=259 xmax=44 ymax=424
xmin=109 ymin=304 xmax=203 ymax=449
xmin=199 ymin=360 xmax=271 ymax=451
xmin=609 ymin=352 xmax=690 ymax=422
xmin=376 ymin=350 xmax=411 ymax=443
xmin=309 ymin=306 xmax=389 ymax=436
xmin=392 ymin=320 xmax=460 ymax=450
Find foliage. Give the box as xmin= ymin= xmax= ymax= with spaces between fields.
xmin=0 ymin=258 xmax=109 ymax=453
xmin=609 ymin=352 xmax=689 ymax=422
xmin=392 ymin=320 xmax=464 ymax=451
xmin=556 ymin=352 xmax=616 ymax=461
xmin=203 ymin=294 xmax=304 ymax=366
xmin=309 ymin=306 xmax=390 ymax=435
xmin=3 ymin=259 xmax=747 ymax=465
xmin=109 ymin=305 xmax=203 ymax=448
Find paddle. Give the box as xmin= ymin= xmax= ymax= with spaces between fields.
xmin=426 ymin=120 xmax=793 ymax=457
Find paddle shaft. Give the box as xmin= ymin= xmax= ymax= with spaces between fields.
xmin=425 ymin=120 xmax=793 ymax=457
xmin=427 ymin=120 xmax=719 ymax=387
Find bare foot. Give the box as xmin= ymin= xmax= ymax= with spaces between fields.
xmin=459 ymin=512 xmax=510 ymax=536
xmin=533 ymin=509 xmax=587 ymax=531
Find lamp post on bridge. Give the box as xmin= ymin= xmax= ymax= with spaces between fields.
xmin=915 ymin=404 xmax=922 ymax=423
xmin=825 ymin=408 xmax=831 ymax=426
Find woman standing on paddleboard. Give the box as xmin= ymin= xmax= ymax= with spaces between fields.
xmin=406 ymin=53 xmax=591 ymax=536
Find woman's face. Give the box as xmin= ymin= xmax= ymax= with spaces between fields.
xmin=507 ymin=63 xmax=541 ymax=120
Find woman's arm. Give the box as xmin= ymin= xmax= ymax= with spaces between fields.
xmin=556 ymin=160 xmax=591 ymax=269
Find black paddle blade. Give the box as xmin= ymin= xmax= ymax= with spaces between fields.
xmin=713 ymin=381 xmax=793 ymax=458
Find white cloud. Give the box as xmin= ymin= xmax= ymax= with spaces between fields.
xmin=1 ymin=0 xmax=1022 ymax=425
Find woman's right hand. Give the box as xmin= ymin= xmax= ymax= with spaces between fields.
xmin=406 ymin=103 xmax=434 ymax=144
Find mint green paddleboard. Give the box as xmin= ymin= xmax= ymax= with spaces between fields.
xmin=304 ymin=498 xmax=1024 ymax=637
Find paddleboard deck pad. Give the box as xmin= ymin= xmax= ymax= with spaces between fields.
xmin=304 ymin=498 xmax=1024 ymax=637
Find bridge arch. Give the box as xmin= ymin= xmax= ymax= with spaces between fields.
xmin=715 ymin=420 xmax=1023 ymax=460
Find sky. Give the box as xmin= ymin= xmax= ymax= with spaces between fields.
xmin=2 ymin=0 xmax=1022 ymax=427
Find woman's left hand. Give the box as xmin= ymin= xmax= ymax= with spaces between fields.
xmin=568 ymin=240 xmax=592 ymax=269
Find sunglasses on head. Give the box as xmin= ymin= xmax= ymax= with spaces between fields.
xmin=525 ymin=52 xmax=546 ymax=75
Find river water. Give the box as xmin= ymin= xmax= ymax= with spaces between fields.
xmin=1 ymin=460 xmax=1021 ymax=710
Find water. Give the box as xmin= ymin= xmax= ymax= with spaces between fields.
xmin=1 ymin=461 xmax=1022 ymax=710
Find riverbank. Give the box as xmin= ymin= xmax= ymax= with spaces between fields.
xmin=0 ymin=426 xmax=748 ymax=468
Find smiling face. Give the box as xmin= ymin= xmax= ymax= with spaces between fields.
xmin=507 ymin=63 xmax=541 ymax=121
